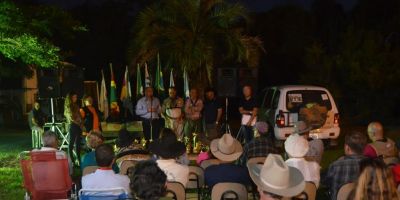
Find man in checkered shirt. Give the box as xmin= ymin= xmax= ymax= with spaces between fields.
xmin=322 ymin=131 xmax=367 ymax=199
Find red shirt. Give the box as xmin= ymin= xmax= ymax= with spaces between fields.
xmin=363 ymin=144 xmax=378 ymax=158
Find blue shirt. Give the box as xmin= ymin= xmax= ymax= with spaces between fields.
xmin=135 ymin=97 xmax=161 ymax=119
xmin=81 ymin=151 xmax=119 ymax=173
xmin=204 ymin=163 xmax=252 ymax=188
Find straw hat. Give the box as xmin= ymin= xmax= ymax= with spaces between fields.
xmin=285 ymin=134 xmax=309 ymax=158
xmin=210 ymin=134 xmax=243 ymax=162
xmin=292 ymin=121 xmax=312 ymax=135
xmin=247 ymin=154 xmax=305 ymax=197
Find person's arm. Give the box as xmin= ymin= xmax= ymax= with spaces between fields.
xmin=161 ymin=100 xmax=168 ymax=118
xmin=246 ymin=107 xmax=258 ymax=126
xmin=135 ymin=99 xmax=147 ymax=116
xmin=156 ymin=99 xmax=162 ymax=115
xmin=184 ymin=99 xmax=191 ymax=115
xmin=194 ymin=99 xmax=203 ymax=112
xmin=216 ymin=108 xmax=223 ymax=124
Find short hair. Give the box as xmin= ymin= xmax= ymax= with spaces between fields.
xmin=95 ymin=144 xmax=115 ymax=167
xmin=86 ymin=131 xmax=104 ymax=149
xmin=345 ymin=131 xmax=367 ymax=155
xmin=129 ymin=160 xmax=167 ymax=200
xmin=42 ymin=131 xmax=58 ymax=147
xmin=205 ymin=87 xmax=216 ymax=94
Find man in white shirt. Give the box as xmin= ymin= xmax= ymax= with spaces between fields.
xmin=82 ymin=144 xmax=130 ymax=195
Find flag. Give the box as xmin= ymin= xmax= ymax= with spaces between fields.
xmin=109 ymin=63 xmax=120 ymax=115
xmin=120 ymin=66 xmax=133 ymax=115
xmin=169 ymin=68 xmax=175 ymax=88
xmin=155 ymin=53 xmax=165 ymax=94
xmin=144 ymin=62 xmax=151 ymax=87
xmin=183 ymin=68 xmax=190 ymax=98
xmin=99 ymin=70 xmax=109 ymax=120
xmin=136 ymin=64 xmax=143 ymax=97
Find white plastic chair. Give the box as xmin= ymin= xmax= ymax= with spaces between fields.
xmin=78 ymin=188 xmax=129 ymax=200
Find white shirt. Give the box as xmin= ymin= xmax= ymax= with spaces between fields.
xmin=286 ymin=158 xmax=321 ymax=188
xmin=82 ymin=169 xmax=131 ymax=194
xmin=157 ymin=159 xmax=189 ymax=187
xmin=306 ymin=139 xmax=324 ymax=164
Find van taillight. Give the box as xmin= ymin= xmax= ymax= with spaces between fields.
xmin=276 ymin=112 xmax=285 ymax=128
xmin=334 ymin=113 xmax=340 ymax=124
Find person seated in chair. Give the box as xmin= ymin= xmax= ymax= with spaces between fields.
xmin=82 ymin=144 xmax=130 ymax=194
xmin=364 ymin=122 xmax=398 ymax=160
xmin=35 ymin=131 xmax=67 ymax=159
xmin=204 ymin=134 xmax=252 ymax=188
xmin=115 ymin=129 xmax=149 ymax=160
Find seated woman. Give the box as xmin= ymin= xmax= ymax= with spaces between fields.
xmin=81 ymin=131 xmax=119 ymax=173
xmin=152 ymin=128 xmax=189 ymax=165
xmin=115 ymin=129 xmax=149 ymax=165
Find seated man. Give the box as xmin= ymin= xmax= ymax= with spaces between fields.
xmin=35 ymin=130 xmax=67 ymax=159
xmin=248 ymin=154 xmax=305 ymax=200
xmin=239 ymin=122 xmax=278 ymax=166
xmin=294 ymin=121 xmax=324 ymax=164
xmin=322 ymin=131 xmax=367 ymax=199
xmin=205 ymin=134 xmax=252 ymax=188
xmin=82 ymin=144 xmax=130 ymax=194
xmin=129 ymin=160 xmax=167 ymax=200
xmin=364 ymin=122 xmax=398 ymax=159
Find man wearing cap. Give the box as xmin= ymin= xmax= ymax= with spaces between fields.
xmin=135 ymin=87 xmax=161 ymax=142
xmin=293 ymin=121 xmax=324 ymax=164
xmin=247 ymin=154 xmax=305 ymax=200
xmin=285 ymin=134 xmax=320 ymax=187
xmin=239 ymin=122 xmax=278 ymax=166
xmin=363 ymin=122 xmax=398 ymax=160
xmin=204 ymin=134 xmax=252 ymax=188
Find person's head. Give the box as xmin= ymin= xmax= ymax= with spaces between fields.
xmin=159 ymin=128 xmax=176 ymax=140
xmin=242 ymin=85 xmax=252 ymax=98
xmin=354 ymin=158 xmax=399 ymax=200
xmin=42 ymin=131 xmax=58 ymax=149
xmin=116 ymin=129 xmax=134 ymax=148
xmin=149 ymin=128 xmax=185 ymax=159
xmin=33 ymin=101 xmax=40 ymax=110
xmin=65 ymin=91 xmax=78 ymax=107
xmin=176 ymin=98 xmax=184 ymax=107
xmin=145 ymin=87 xmax=154 ymax=98
xmin=259 ymin=190 xmax=283 ymax=200
xmin=190 ymin=88 xmax=198 ymax=99
xmin=129 ymin=160 xmax=167 ymax=200
xmin=255 ymin=122 xmax=269 ymax=136
xmin=95 ymin=144 xmax=115 ymax=167
xmin=86 ymin=131 xmax=104 ymax=149
xmin=83 ymin=95 xmax=93 ymax=106
xmin=367 ymin=122 xmax=384 ymax=142
xmin=168 ymin=87 xmax=177 ymax=98
xmin=344 ymin=131 xmax=367 ymax=156
xmin=205 ymin=88 xmax=216 ymax=100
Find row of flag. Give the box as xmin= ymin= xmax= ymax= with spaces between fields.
xmin=98 ymin=55 xmax=190 ymax=119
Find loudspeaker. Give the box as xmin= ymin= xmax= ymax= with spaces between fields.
xmin=61 ymin=68 xmax=84 ymax=97
xmin=38 ymin=69 xmax=60 ymax=98
xmin=238 ymin=68 xmax=258 ymax=92
xmin=217 ymin=68 xmax=237 ymax=97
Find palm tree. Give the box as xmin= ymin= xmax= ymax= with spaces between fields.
xmin=128 ymin=0 xmax=263 ymax=87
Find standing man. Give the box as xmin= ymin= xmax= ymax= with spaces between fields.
xmin=80 ymin=96 xmax=102 ymax=134
xmin=203 ymin=88 xmax=223 ymax=143
xmin=162 ymin=87 xmax=181 ymax=128
xmin=28 ymin=101 xmax=46 ymax=149
xmin=184 ymin=88 xmax=203 ymax=143
xmin=136 ymin=87 xmax=161 ymax=143
xmin=238 ymin=85 xmax=258 ymax=143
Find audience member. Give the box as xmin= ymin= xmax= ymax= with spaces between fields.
xmin=352 ymin=158 xmax=399 ymax=200
xmin=285 ymin=134 xmax=321 ymax=187
xmin=247 ymin=154 xmax=305 ymax=200
xmin=239 ymin=121 xmax=278 ymax=166
xmin=294 ymin=121 xmax=324 ymax=164
xmin=129 ymin=160 xmax=167 ymax=200
xmin=323 ymin=131 xmax=367 ymax=199
xmin=204 ymin=134 xmax=252 ymax=188
xmin=82 ymin=144 xmax=130 ymax=194
xmin=364 ymin=122 xmax=398 ymax=160
xmin=115 ymin=129 xmax=148 ymax=161
xmin=36 ymin=131 xmax=67 ymax=158
xmin=149 ymin=129 xmax=189 ymax=186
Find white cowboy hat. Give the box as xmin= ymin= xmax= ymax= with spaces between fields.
xmin=247 ymin=154 xmax=305 ymax=197
xmin=285 ymin=134 xmax=309 ymax=158
xmin=210 ymin=134 xmax=243 ymax=162
xmin=292 ymin=121 xmax=312 ymax=135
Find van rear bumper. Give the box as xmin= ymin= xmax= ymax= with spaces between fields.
xmin=274 ymin=126 xmax=340 ymax=140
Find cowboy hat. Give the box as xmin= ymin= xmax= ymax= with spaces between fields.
xmin=292 ymin=121 xmax=312 ymax=135
xmin=247 ymin=154 xmax=305 ymax=197
xmin=149 ymin=134 xmax=185 ymax=159
xmin=285 ymin=134 xmax=309 ymax=158
xmin=210 ymin=134 xmax=243 ymax=162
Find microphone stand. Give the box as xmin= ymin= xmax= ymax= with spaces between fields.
xmin=150 ymin=97 xmax=153 ymax=142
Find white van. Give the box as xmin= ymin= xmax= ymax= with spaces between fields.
xmin=260 ymin=85 xmax=340 ymax=140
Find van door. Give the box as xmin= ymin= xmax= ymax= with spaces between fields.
xmin=260 ymin=88 xmax=275 ymax=125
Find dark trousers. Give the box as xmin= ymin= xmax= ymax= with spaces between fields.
xmin=240 ymin=125 xmax=253 ymax=144
xmin=69 ymin=123 xmax=82 ymax=166
xmin=141 ymin=118 xmax=160 ymax=141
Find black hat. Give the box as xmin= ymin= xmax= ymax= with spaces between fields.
xmin=149 ymin=134 xmax=186 ymax=159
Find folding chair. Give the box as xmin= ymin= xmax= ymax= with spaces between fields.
xmin=187 ymin=166 xmax=205 ymax=200
xmin=337 ymin=182 xmax=355 ymax=200
xmin=211 ymin=182 xmax=248 ymax=200
xmin=246 ymin=157 xmax=267 ymax=165
xmin=79 ymin=188 xmax=129 ymax=200
xmin=200 ymin=159 xmax=221 ymax=170
xmin=82 ymin=166 xmax=99 ymax=176
xmin=20 ymin=151 xmax=75 ymax=200
xmin=119 ymin=160 xmax=139 ymax=175
xmin=166 ymin=181 xmax=186 ymax=200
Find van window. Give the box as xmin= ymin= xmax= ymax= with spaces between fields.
xmin=286 ymin=90 xmax=332 ymax=112
xmin=263 ymin=89 xmax=274 ymax=109
xmin=272 ymin=91 xmax=280 ymax=109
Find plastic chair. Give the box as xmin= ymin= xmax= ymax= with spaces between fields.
xmin=247 ymin=157 xmax=267 ymax=165
xmin=187 ymin=166 xmax=205 ymax=200
xmin=79 ymin=188 xmax=129 ymax=200
xmin=211 ymin=182 xmax=248 ymax=200
xmin=119 ymin=160 xmax=139 ymax=175
xmin=200 ymin=159 xmax=221 ymax=170
xmin=82 ymin=166 xmax=99 ymax=176
xmin=166 ymin=181 xmax=186 ymax=200
xmin=337 ymin=182 xmax=355 ymax=200
xmin=20 ymin=151 xmax=74 ymax=200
